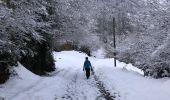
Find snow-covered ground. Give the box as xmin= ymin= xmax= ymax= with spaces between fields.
xmin=0 ymin=51 xmax=170 ymax=100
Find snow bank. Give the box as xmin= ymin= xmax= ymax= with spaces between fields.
xmin=0 ymin=63 xmax=40 ymax=100
xmin=95 ymin=66 xmax=170 ymax=100
xmin=14 ymin=63 xmax=40 ymax=80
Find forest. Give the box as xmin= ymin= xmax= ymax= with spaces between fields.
xmin=1 ymin=0 xmax=170 ymax=84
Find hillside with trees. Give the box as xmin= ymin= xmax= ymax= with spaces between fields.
xmin=1 ymin=0 xmax=170 ymax=84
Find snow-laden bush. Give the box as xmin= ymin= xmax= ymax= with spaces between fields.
xmin=20 ymin=40 xmax=55 ymax=75
xmin=0 ymin=0 xmax=56 ymax=82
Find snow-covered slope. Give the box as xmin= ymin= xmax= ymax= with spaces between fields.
xmin=0 ymin=51 xmax=170 ymax=100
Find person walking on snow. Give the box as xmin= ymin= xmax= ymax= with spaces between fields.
xmin=83 ymin=57 xmax=93 ymax=79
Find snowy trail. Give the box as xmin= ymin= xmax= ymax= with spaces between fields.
xmin=1 ymin=51 xmax=170 ymax=100
xmin=57 ymin=69 xmax=99 ymax=100
xmin=94 ymin=74 xmax=117 ymax=100
xmin=53 ymin=51 xmax=117 ymax=100
xmin=2 ymin=51 xmax=115 ymax=100
xmin=55 ymin=68 xmax=115 ymax=100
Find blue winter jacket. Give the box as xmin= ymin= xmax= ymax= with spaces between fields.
xmin=84 ymin=60 xmax=92 ymax=69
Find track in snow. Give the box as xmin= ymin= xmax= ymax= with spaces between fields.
xmin=54 ymin=68 xmax=119 ymax=100
xmin=94 ymin=74 xmax=118 ymax=100
xmin=55 ymin=69 xmax=100 ymax=100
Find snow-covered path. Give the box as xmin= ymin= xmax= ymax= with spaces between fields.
xmin=53 ymin=65 xmax=100 ymax=100
xmin=0 ymin=51 xmax=116 ymax=100
xmin=53 ymin=51 xmax=116 ymax=100
xmin=0 ymin=51 xmax=170 ymax=100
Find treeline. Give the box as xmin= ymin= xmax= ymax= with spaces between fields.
xmin=0 ymin=0 xmax=94 ymax=84
xmin=94 ymin=0 xmax=170 ymax=78
xmin=0 ymin=0 xmax=57 ymax=83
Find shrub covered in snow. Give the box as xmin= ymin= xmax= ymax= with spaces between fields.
xmin=0 ymin=0 xmax=57 ymax=82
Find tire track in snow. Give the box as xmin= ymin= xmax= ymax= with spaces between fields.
xmin=56 ymin=69 xmax=100 ymax=100
xmin=94 ymin=74 xmax=118 ymax=100
xmin=55 ymin=68 xmax=118 ymax=100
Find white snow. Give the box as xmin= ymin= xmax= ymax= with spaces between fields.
xmin=91 ymin=47 xmax=106 ymax=58
xmin=0 ymin=51 xmax=170 ymax=100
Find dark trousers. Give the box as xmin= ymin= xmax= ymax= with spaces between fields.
xmin=85 ymin=68 xmax=90 ymax=79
